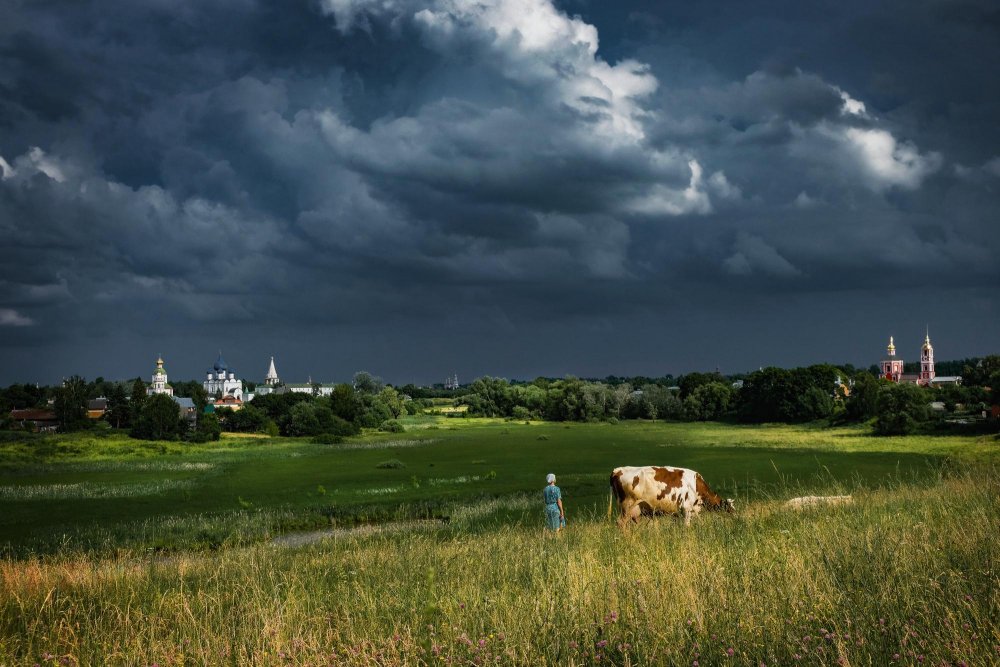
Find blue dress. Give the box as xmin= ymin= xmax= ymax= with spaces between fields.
xmin=543 ymin=484 xmax=562 ymax=530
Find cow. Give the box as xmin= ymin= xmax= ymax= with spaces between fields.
xmin=609 ymin=466 xmax=734 ymax=527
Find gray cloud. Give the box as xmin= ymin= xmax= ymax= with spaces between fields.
xmin=0 ymin=0 xmax=997 ymax=384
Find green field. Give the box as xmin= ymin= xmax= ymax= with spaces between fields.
xmin=0 ymin=418 xmax=994 ymax=554
xmin=1 ymin=420 xmax=997 ymax=666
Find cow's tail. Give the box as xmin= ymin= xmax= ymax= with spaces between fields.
xmin=607 ymin=485 xmax=613 ymax=520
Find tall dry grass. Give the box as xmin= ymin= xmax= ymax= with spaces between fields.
xmin=1 ymin=469 xmax=997 ymax=666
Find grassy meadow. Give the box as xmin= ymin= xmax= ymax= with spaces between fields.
xmin=0 ymin=418 xmax=997 ymax=665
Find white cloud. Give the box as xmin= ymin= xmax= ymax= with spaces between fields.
xmin=625 ymin=159 xmax=713 ymax=216
xmin=0 ymin=308 xmax=35 ymax=327
xmin=840 ymin=127 xmax=942 ymax=190
xmin=838 ymin=89 xmax=867 ymax=117
xmin=0 ymin=155 xmax=13 ymax=180
xmin=323 ymin=0 xmax=658 ymax=143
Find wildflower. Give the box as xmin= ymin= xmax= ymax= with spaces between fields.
xmin=726 ymin=648 xmax=734 ymax=657
xmin=478 ymin=639 xmax=486 ymax=648
xmin=964 ymin=595 xmax=972 ymax=601
xmin=916 ymin=656 xmax=924 ymax=663
xmin=569 ymin=642 xmax=578 ymax=650
xmin=692 ymin=661 xmax=699 ymax=667
xmin=793 ymin=654 xmax=801 ymax=660
xmin=892 ymin=654 xmax=900 ymax=661
xmin=596 ymin=640 xmax=608 ymax=649
xmin=459 ymin=603 xmax=466 ymax=610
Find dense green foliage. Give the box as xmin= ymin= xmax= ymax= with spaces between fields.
xmin=129 ymin=394 xmax=186 ymax=440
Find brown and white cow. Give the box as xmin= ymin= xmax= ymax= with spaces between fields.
xmin=610 ymin=466 xmax=734 ymax=526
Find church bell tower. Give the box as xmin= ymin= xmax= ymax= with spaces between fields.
xmin=919 ymin=329 xmax=935 ymax=385
xmin=879 ymin=336 xmax=904 ymax=382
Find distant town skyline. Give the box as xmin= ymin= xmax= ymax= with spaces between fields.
xmin=1 ymin=1 xmax=998 ymax=385
xmin=0 ymin=328 xmax=987 ymax=387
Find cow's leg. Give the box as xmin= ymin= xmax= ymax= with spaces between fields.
xmin=617 ymin=500 xmax=634 ymax=530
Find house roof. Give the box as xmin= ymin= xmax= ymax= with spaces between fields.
xmin=10 ymin=409 xmax=57 ymax=421
xmin=171 ymin=396 xmax=195 ymax=409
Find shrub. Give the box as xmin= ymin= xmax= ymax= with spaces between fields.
xmin=379 ymin=420 xmax=405 ymax=433
xmin=312 ymin=434 xmax=344 ymax=445
xmin=376 ymin=459 xmax=406 ymax=469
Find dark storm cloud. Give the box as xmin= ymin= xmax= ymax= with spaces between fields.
xmin=0 ymin=0 xmax=997 ymax=384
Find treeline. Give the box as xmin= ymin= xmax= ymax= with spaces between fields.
xmin=456 ymin=357 xmax=1000 ymax=435
xmin=228 ymin=380 xmax=409 ymax=440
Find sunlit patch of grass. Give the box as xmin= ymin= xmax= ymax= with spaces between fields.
xmin=0 ymin=468 xmax=996 ymax=666
xmin=0 ymin=478 xmax=197 ymax=500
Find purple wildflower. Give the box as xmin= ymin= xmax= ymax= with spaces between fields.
xmin=726 ymin=647 xmax=734 ymax=657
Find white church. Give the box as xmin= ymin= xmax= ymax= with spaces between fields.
xmin=204 ymin=352 xmax=244 ymax=401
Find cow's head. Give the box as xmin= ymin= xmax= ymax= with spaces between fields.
xmin=723 ymin=498 xmax=736 ymax=513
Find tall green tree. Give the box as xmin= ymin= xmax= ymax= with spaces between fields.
xmin=874 ymin=383 xmax=930 ymax=436
xmin=845 ymin=372 xmax=881 ymax=422
xmin=353 ymin=371 xmax=384 ymax=395
xmin=53 ymin=375 xmax=89 ymax=432
xmin=105 ymin=383 xmax=129 ymax=428
xmin=683 ymin=382 xmax=733 ymax=421
xmin=129 ymin=378 xmax=147 ymax=415
xmin=131 ymin=394 xmax=183 ymax=440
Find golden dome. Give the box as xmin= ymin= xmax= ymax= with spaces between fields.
xmin=887 ymin=336 xmax=896 ymax=354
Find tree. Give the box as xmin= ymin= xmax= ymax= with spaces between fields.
xmin=53 ymin=375 xmax=89 ymax=432
xmin=328 ymin=384 xmax=360 ymax=422
xmin=962 ymin=355 xmax=1000 ymax=387
xmin=874 ymin=383 xmax=930 ymax=436
xmin=106 ymin=383 xmax=129 ymax=428
xmin=354 ymin=393 xmax=393 ymax=428
xmin=131 ymin=394 xmax=184 ymax=440
xmin=193 ymin=412 xmax=222 ymax=442
xmin=221 ymin=405 xmax=269 ymax=433
xmin=130 ymin=378 xmax=147 ymax=415
xmin=622 ymin=390 xmax=657 ymax=420
xmin=379 ymin=387 xmax=405 ymax=419
xmin=678 ymin=372 xmax=726 ymax=400
xmin=353 ymin=371 xmax=384 ymax=395
xmin=845 ymin=372 xmax=881 ymax=422
xmin=683 ymin=382 xmax=733 ymax=421
xmin=465 ymin=377 xmax=515 ymax=417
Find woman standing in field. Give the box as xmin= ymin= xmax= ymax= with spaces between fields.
xmin=543 ymin=473 xmax=565 ymax=532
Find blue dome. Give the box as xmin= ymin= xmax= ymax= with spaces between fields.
xmin=213 ymin=352 xmax=227 ymax=372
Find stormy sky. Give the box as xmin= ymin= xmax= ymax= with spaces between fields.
xmin=1 ymin=0 xmax=998 ymax=386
